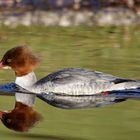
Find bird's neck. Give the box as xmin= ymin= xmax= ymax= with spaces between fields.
xmin=15 ymin=71 xmax=37 ymax=88
xmin=15 ymin=71 xmax=37 ymax=106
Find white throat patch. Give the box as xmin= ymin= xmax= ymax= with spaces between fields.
xmin=15 ymin=71 xmax=37 ymax=106
xmin=2 ymin=66 xmax=11 ymax=69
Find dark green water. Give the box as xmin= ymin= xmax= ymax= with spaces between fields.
xmin=0 ymin=26 xmax=140 ymax=140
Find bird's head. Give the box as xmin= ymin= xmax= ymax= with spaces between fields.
xmin=0 ymin=102 xmax=42 ymax=132
xmin=0 ymin=46 xmax=40 ymax=76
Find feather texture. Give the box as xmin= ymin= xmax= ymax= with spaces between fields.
xmin=33 ymin=68 xmax=140 ymax=95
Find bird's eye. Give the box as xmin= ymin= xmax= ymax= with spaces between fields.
xmin=7 ymin=59 xmax=12 ymax=63
xmin=6 ymin=119 xmax=12 ymax=123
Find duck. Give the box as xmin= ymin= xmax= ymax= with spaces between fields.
xmin=0 ymin=46 xmax=42 ymax=132
xmin=1 ymin=46 xmax=140 ymax=131
xmin=1 ymin=68 xmax=140 ymax=108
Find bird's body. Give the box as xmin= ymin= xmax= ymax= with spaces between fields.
xmin=33 ymin=68 xmax=140 ymax=95
xmin=27 ymin=68 xmax=140 ymax=109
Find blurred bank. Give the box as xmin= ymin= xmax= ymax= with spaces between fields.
xmin=0 ymin=0 xmax=140 ymax=26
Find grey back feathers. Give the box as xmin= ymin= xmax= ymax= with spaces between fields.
xmin=33 ymin=68 xmax=140 ymax=95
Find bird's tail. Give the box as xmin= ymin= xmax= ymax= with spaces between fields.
xmin=106 ymin=88 xmax=140 ymax=99
xmin=0 ymin=83 xmax=34 ymax=95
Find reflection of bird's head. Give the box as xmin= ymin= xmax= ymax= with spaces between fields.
xmin=0 ymin=46 xmax=40 ymax=76
xmin=0 ymin=102 xmax=42 ymax=132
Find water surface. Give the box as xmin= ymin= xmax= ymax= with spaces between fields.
xmin=0 ymin=26 xmax=140 ymax=140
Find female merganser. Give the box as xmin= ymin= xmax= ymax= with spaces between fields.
xmin=0 ymin=46 xmax=42 ymax=132
xmin=2 ymin=68 xmax=140 ymax=108
xmin=0 ymin=46 xmax=140 ymax=131
xmin=1 ymin=46 xmax=140 ymax=108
